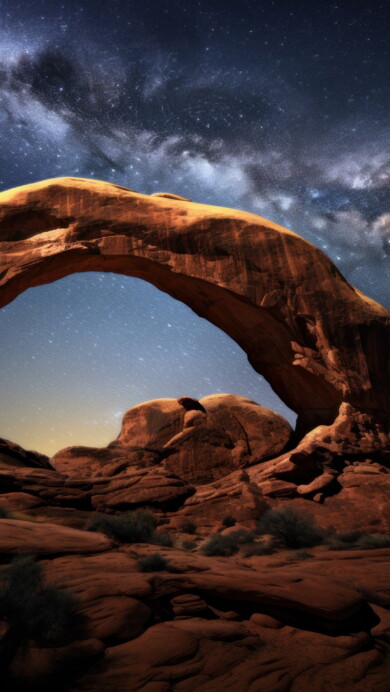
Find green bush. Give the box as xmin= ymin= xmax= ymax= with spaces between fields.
xmin=87 ymin=509 xmax=156 ymax=543
xmin=257 ymin=507 xmax=326 ymax=549
xmin=181 ymin=539 xmax=197 ymax=551
xmin=151 ymin=531 xmax=173 ymax=547
xmin=138 ymin=553 xmax=169 ymax=572
xmin=357 ymin=534 xmax=390 ymax=549
xmin=222 ymin=514 xmax=236 ymax=528
xmin=326 ymin=538 xmax=351 ymax=551
xmin=338 ymin=531 xmax=362 ymax=543
xmin=328 ymin=533 xmax=390 ymax=551
xmin=0 ymin=556 xmax=83 ymax=674
xmin=244 ymin=543 xmax=276 ymax=557
xmin=202 ymin=529 xmax=254 ymax=556
xmin=226 ymin=528 xmax=254 ymax=544
xmin=179 ymin=519 xmax=197 ymax=535
xmin=202 ymin=534 xmax=238 ymax=556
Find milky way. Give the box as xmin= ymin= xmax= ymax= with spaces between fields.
xmin=0 ymin=0 xmax=389 ymax=455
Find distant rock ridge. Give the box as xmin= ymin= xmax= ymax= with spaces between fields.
xmin=0 ymin=438 xmax=51 ymax=470
xmin=51 ymin=394 xmax=292 ymax=485
xmin=0 ymin=394 xmax=388 ymax=534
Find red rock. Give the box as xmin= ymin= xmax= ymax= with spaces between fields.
xmin=0 ymin=437 xmax=51 ymax=469
xmin=49 ymin=394 xmax=291 ymax=510
xmin=81 ymin=595 xmax=152 ymax=641
xmin=0 ymin=176 xmax=388 ymax=445
xmin=124 ymin=395 xmax=289 ymax=482
xmin=43 ymin=551 xmax=153 ymax=602
xmin=78 ymin=623 xmax=199 ymax=691
xmin=250 ymin=613 xmax=283 ymax=628
xmin=0 ymin=491 xmax=44 ymax=510
xmin=258 ymin=478 xmax=297 ymax=497
xmin=171 ymin=593 xmax=209 ymax=616
xmin=0 ymin=537 xmax=388 ymax=690
xmin=0 ymin=176 xmax=389 ymax=532
xmin=0 ymin=518 xmax=113 ymax=554
xmin=370 ymin=604 xmax=390 ymax=640
xmin=167 ymin=617 xmax=249 ymax=641
xmin=0 ymin=176 xmax=389 ymax=689
xmin=297 ymin=471 xmax=337 ymax=495
xmin=10 ymin=638 xmax=105 ymax=686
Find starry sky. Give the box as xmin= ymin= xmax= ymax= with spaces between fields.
xmin=0 ymin=0 xmax=389 ymax=456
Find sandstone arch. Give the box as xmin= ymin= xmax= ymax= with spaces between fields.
xmin=0 ymin=177 xmax=389 ymax=445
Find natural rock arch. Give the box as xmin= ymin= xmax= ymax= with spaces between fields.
xmin=0 ymin=177 xmax=389 ymax=446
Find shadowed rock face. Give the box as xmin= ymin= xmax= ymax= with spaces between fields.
xmin=0 ymin=176 xmax=389 ymax=445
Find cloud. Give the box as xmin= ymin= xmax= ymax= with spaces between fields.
xmin=0 ymin=42 xmax=389 ymax=306
xmin=310 ymin=149 xmax=390 ymax=191
xmin=312 ymin=210 xmax=390 ymax=255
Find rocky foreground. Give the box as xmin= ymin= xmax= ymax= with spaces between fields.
xmin=0 ymin=393 xmax=389 ymax=690
xmin=0 ymin=513 xmax=389 ymax=691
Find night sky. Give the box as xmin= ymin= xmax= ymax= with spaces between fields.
xmin=0 ymin=0 xmax=389 ymax=456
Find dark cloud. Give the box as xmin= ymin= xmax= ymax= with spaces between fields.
xmin=0 ymin=8 xmax=388 ymax=311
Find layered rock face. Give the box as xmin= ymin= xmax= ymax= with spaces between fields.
xmin=0 ymin=177 xmax=389 ymax=444
xmin=52 ymin=394 xmax=292 ymax=485
xmin=0 ymin=395 xmax=388 ymax=533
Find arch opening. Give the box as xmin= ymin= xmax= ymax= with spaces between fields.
xmin=0 ymin=271 xmax=297 ymax=456
xmin=1 ymin=246 xmax=343 ymax=434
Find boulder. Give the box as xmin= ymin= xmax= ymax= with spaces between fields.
xmin=0 ymin=518 xmax=113 ymax=554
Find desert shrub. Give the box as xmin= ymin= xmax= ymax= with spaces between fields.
xmin=201 ymin=529 xmax=253 ymax=557
xmin=326 ymin=538 xmax=352 ymax=551
xmin=244 ymin=543 xmax=276 ymax=557
xmin=179 ymin=518 xmax=197 ymax=535
xmin=181 ymin=539 xmax=197 ymax=551
xmin=138 ymin=553 xmax=169 ymax=572
xmin=222 ymin=514 xmax=236 ymax=528
xmin=202 ymin=534 xmax=238 ymax=556
xmin=338 ymin=530 xmax=363 ymax=543
xmin=356 ymin=534 xmax=390 ymax=550
xmin=87 ymin=509 xmax=156 ymax=543
xmin=257 ymin=507 xmax=326 ymax=549
xmin=288 ymin=549 xmax=314 ymax=560
xmin=0 ymin=556 xmax=83 ymax=674
xmin=328 ymin=533 xmax=390 ymax=551
xmin=0 ymin=506 xmax=10 ymax=519
xmin=226 ymin=528 xmax=255 ymax=544
xmin=151 ymin=531 xmax=173 ymax=547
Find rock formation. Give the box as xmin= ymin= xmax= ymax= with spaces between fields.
xmin=0 ymin=438 xmax=51 ymax=470
xmin=0 ymin=177 xmax=389 ymax=447
xmin=2 ymin=517 xmax=390 ymax=691
xmin=0 ymin=394 xmax=388 ymax=533
xmin=52 ymin=394 xmax=292 ymax=485
xmin=0 ymin=177 xmax=390 ymax=689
